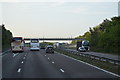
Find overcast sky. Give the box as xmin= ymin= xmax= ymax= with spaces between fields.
xmin=1 ymin=1 xmax=118 ymax=38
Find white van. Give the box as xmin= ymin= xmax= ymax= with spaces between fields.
xmin=30 ymin=39 xmax=40 ymax=51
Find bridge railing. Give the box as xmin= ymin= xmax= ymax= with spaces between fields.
xmin=24 ymin=38 xmax=85 ymax=41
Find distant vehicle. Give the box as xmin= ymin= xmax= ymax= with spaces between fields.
xmin=82 ymin=40 xmax=90 ymax=51
xmin=76 ymin=40 xmax=90 ymax=51
xmin=30 ymin=39 xmax=40 ymax=51
xmin=78 ymin=47 xmax=86 ymax=52
xmin=11 ymin=37 xmax=24 ymax=53
xmin=40 ymin=43 xmax=46 ymax=49
xmin=40 ymin=46 xmax=45 ymax=49
xmin=76 ymin=41 xmax=82 ymax=50
xmin=53 ymin=42 xmax=63 ymax=48
xmin=45 ymin=45 xmax=54 ymax=53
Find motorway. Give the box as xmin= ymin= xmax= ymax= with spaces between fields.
xmin=66 ymin=49 xmax=119 ymax=61
xmin=2 ymin=47 xmax=119 ymax=78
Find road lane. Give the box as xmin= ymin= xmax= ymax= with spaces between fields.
xmin=2 ymin=48 xmax=119 ymax=78
xmin=21 ymin=50 xmax=65 ymax=78
xmin=2 ymin=50 xmax=28 ymax=78
xmin=42 ymin=50 xmax=119 ymax=78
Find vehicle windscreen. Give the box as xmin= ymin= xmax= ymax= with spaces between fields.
xmin=81 ymin=47 xmax=84 ymax=49
xmin=82 ymin=41 xmax=89 ymax=46
xmin=12 ymin=38 xmax=22 ymax=42
xmin=31 ymin=39 xmax=39 ymax=43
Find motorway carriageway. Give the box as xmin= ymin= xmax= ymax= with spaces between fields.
xmin=2 ymin=47 xmax=120 ymax=78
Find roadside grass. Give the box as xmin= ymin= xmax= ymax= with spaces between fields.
xmin=55 ymin=49 xmax=119 ymax=75
xmin=90 ymin=47 xmax=119 ymax=56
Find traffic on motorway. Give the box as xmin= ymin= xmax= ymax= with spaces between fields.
xmin=11 ymin=37 xmax=90 ymax=53
xmin=11 ymin=37 xmax=55 ymax=54
xmin=1 ymin=37 xmax=119 ymax=79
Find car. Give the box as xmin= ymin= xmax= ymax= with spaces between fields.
xmin=78 ymin=47 xmax=86 ymax=52
xmin=45 ymin=45 xmax=54 ymax=53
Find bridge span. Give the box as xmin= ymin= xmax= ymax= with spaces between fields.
xmin=24 ymin=38 xmax=85 ymax=41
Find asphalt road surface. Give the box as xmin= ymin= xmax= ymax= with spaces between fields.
xmin=2 ymin=47 xmax=119 ymax=79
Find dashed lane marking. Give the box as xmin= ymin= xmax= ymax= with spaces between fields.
xmin=17 ymin=68 xmax=21 ymax=73
xmin=52 ymin=61 xmax=54 ymax=64
xmin=60 ymin=69 xmax=65 ymax=73
xmin=23 ymin=57 xmax=26 ymax=59
xmin=55 ymin=51 xmax=120 ymax=77
xmin=21 ymin=61 xmax=24 ymax=64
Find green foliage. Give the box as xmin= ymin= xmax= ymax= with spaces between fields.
xmin=1 ymin=24 xmax=13 ymax=51
xmin=41 ymin=42 xmax=54 ymax=46
xmin=72 ymin=16 xmax=120 ymax=55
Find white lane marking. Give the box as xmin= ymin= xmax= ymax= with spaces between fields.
xmin=52 ymin=62 xmax=55 ymax=64
xmin=17 ymin=68 xmax=21 ymax=73
xmin=60 ymin=69 xmax=65 ymax=73
xmin=13 ymin=53 xmax=19 ymax=57
xmin=0 ymin=49 xmax=11 ymax=56
xmin=21 ymin=61 xmax=24 ymax=64
xmin=55 ymin=51 xmax=120 ymax=77
xmin=45 ymin=55 xmax=46 ymax=56
xmin=25 ymin=53 xmax=28 ymax=56
xmin=23 ymin=57 xmax=26 ymax=59
xmin=2 ymin=53 xmax=10 ymax=57
xmin=48 ymin=57 xmax=49 ymax=60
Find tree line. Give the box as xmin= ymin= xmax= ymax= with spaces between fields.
xmin=1 ymin=24 xmax=13 ymax=51
xmin=72 ymin=16 xmax=120 ymax=55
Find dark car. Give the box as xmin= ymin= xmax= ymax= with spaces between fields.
xmin=45 ymin=45 xmax=54 ymax=53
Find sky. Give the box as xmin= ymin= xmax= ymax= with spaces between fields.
xmin=0 ymin=1 xmax=119 ymax=39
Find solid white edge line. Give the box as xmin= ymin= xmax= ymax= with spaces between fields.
xmin=55 ymin=51 xmax=120 ymax=77
xmin=60 ymin=69 xmax=65 ymax=73
xmin=17 ymin=68 xmax=21 ymax=73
